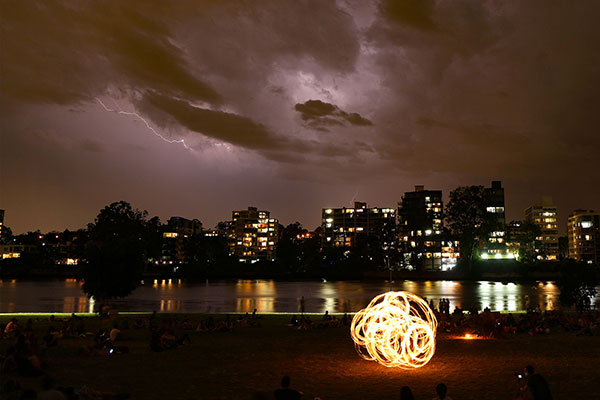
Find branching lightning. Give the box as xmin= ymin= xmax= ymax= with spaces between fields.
xmin=95 ymin=97 xmax=192 ymax=150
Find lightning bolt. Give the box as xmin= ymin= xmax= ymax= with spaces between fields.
xmin=351 ymin=189 xmax=359 ymax=205
xmin=95 ymin=97 xmax=192 ymax=150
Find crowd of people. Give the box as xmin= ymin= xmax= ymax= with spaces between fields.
xmin=0 ymin=302 xmax=579 ymax=399
xmin=288 ymin=312 xmax=352 ymax=330
xmin=1 ymin=313 xmax=138 ymax=399
xmin=263 ymin=376 xmax=461 ymax=400
xmin=264 ymin=371 xmax=552 ymax=400
xmin=424 ymin=297 xmax=600 ymax=338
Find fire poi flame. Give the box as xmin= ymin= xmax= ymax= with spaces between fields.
xmin=350 ymin=291 xmax=437 ymax=369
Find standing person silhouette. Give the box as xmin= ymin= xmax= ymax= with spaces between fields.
xmin=299 ymin=296 xmax=305 ymax=315
xmin=274 ymin=376 xmax=302 ymax=400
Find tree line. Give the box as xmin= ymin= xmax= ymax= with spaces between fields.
xmin=1 ymin=188 xmax=597 ymax=309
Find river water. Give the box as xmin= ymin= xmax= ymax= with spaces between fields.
xmin=1 ymin=278 xmax=589 ymax=314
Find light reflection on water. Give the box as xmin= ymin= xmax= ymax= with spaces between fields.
xmin=0 ymin=279 xmax=596 ymax=314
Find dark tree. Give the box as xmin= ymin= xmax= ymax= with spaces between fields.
xmin=180 ymin=234 xmax=232 ymax=278
xmin=515 ymin=220 xmax=541 ymax=264
xmin=558 ymin=259 xmax=598 ymax=311
xmin=445 ymin=186 xmax=487 ymax=273
xmin=276 ymin=222 xmax=307 ymax=273
xmin=87 ymin=200 xmax=149 ymax=242
xmin=144 ymin=216 xmax=163 ymax=261
xmin=0 ymin=225 xmax=12 ymax=244
xmin=12 ymin=230 xmax=43 ymax=245
xmin=81 ymin=201 xmax=151 ymax=300
xmin=280 ymin=222 xmax=305 ymax=241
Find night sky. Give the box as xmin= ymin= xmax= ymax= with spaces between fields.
xmin=1 ymin=1 xmax=599 ymax=234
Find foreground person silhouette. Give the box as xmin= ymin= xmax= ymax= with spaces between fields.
xmin=274 ymin=376 xmax=302 ymax=400
xmin=433 ymin=383 xmax=452 ymax=400
xmin=400 ymin=386 xmax=415 ymax=400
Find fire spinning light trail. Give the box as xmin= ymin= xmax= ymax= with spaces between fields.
xmin=350 ymin=291 xmax=437 ymax=369
xmin=95 ymin=97 xmax=192 ymax=150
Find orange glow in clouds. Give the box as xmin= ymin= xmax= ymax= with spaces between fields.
xmin=350 ymin=291 xmax=437 ymax=369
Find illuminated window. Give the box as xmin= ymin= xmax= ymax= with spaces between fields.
xmin=582 ymin=221 xmax=593 ymax=228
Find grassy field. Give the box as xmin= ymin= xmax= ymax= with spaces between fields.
xmin=1 ymin=313 xmax=599 ymax=399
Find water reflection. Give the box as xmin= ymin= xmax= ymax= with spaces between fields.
xmin=160 ymin=299 xmax=183 ymax=312
xmin=235 ymin=280 xmax=275 ymax=313
xmin=0 ymin=278 xmax=597 ymax=313
xmin=62 ymin=297 xmax=90 ymax=313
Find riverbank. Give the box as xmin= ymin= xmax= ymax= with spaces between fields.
xmin=0 ymin=269 xmax=565 ymax=282
xmin=1 ymin=313 xmax=598 ymax=399
xmin=0 ymin=257 xmax=578 ymax=282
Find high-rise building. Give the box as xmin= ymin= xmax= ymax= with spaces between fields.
xmin=525 ymin=196 xmax=559 ymax=261
xmin=481 ymin=180 xmax=512 ymax=259
xmin=229 ymin=207 xmax=279 ymax=262
xmin=505 ymin=220 xmax=523 ymax=256
xmin=321 ymin=202 xmax=396 ymax=250
xmin=558 ymin=236 xmax=569 ymax=260
xmin=568 ymin=210 xmax=600 ymax=265
xmin=398 ymin=186 xmax=457 ymax=270
xmin=162 ymin=217 xmax=202 ymax=262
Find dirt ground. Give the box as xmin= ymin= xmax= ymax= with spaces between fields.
xmin=1 ymin=314 xmax=599 ymax=399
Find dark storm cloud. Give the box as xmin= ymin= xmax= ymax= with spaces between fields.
xmin=2 ymin=0 xmax=600 ymax=233
xmin=140 ymin=93 xmax=282 ymax=151
xmin=139 ymin=93 xmax=368 ymax=162
xmin=379 ymin=0 xmax=439 ymax=32
xmin=0 ymin=0 xmax=361 ymax=158
xmin=78 ymin=139 xmax=105 ymax=153
xmin=366 ymin=0 xmax=600 ymax=183
xmin=29 ymin=130 xmax=105 ymax=153
xmin=0 ymin=2 xmax=221 ymax=105
xmin=294 ymin=99 xmax=372 ymax=130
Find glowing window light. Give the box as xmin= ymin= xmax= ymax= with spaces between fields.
xmin=350 ymin=291 xmax=437 ymax=369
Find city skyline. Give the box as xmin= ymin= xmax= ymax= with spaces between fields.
xmin=1 ymin=1 xmax=599 ymax=234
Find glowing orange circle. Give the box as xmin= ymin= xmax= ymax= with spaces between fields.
xmin=350 ymin=291 xmax=437 ymax=369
